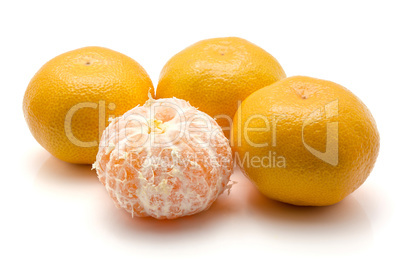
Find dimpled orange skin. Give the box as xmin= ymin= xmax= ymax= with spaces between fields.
xmin=156 ymin=37 xmax=286 ymax=137
xmin=93 ymin=97 xmax=233 ymax=219
xmin=23 ymin=46 xmax=153 ymax=164
xmin=231 ymin=76 xmax=380 ymax=206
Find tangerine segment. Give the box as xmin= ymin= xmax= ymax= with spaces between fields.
xmin=93 ymin=97 xmax=234 ymax=219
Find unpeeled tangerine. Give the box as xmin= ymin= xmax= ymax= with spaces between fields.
xmin=93 ymin=97 xmax=234 ymax=219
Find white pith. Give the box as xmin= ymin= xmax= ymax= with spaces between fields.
xmin=93 ymin=97 xmax=234 ymax=219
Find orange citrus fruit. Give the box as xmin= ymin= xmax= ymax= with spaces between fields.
xmin=23 ymin=46 xmax=153 ymax=164
xmin=231 ymin=76 xmax=380 ymax=206
xmin=93 ymin=97 xmax=233 ymax=219
xmin=156 ymin=37 xmax=286 ymax=137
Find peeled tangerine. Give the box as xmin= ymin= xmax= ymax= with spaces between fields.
xmin=93 ymin=97 xmax=233 ymax=219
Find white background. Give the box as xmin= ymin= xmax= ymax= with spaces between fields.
xmin=1 ymin=1 xmax=401 ymax=265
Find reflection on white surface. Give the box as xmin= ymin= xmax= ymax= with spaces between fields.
xmin=29 ymin=156 xmax=373 ymax=262
xmin=35 ymin=155 xmax=98 ymax=193
xmin=246 ymin=183 xmax=372 ymax=255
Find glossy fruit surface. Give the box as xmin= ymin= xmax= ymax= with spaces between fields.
xmin=157 ymin=37 xmax=286 ymax=137
xmin=23 ymin=46 xmax=153 ymax=164
xmin=231 ymin=76 xmax=380 ymax=206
